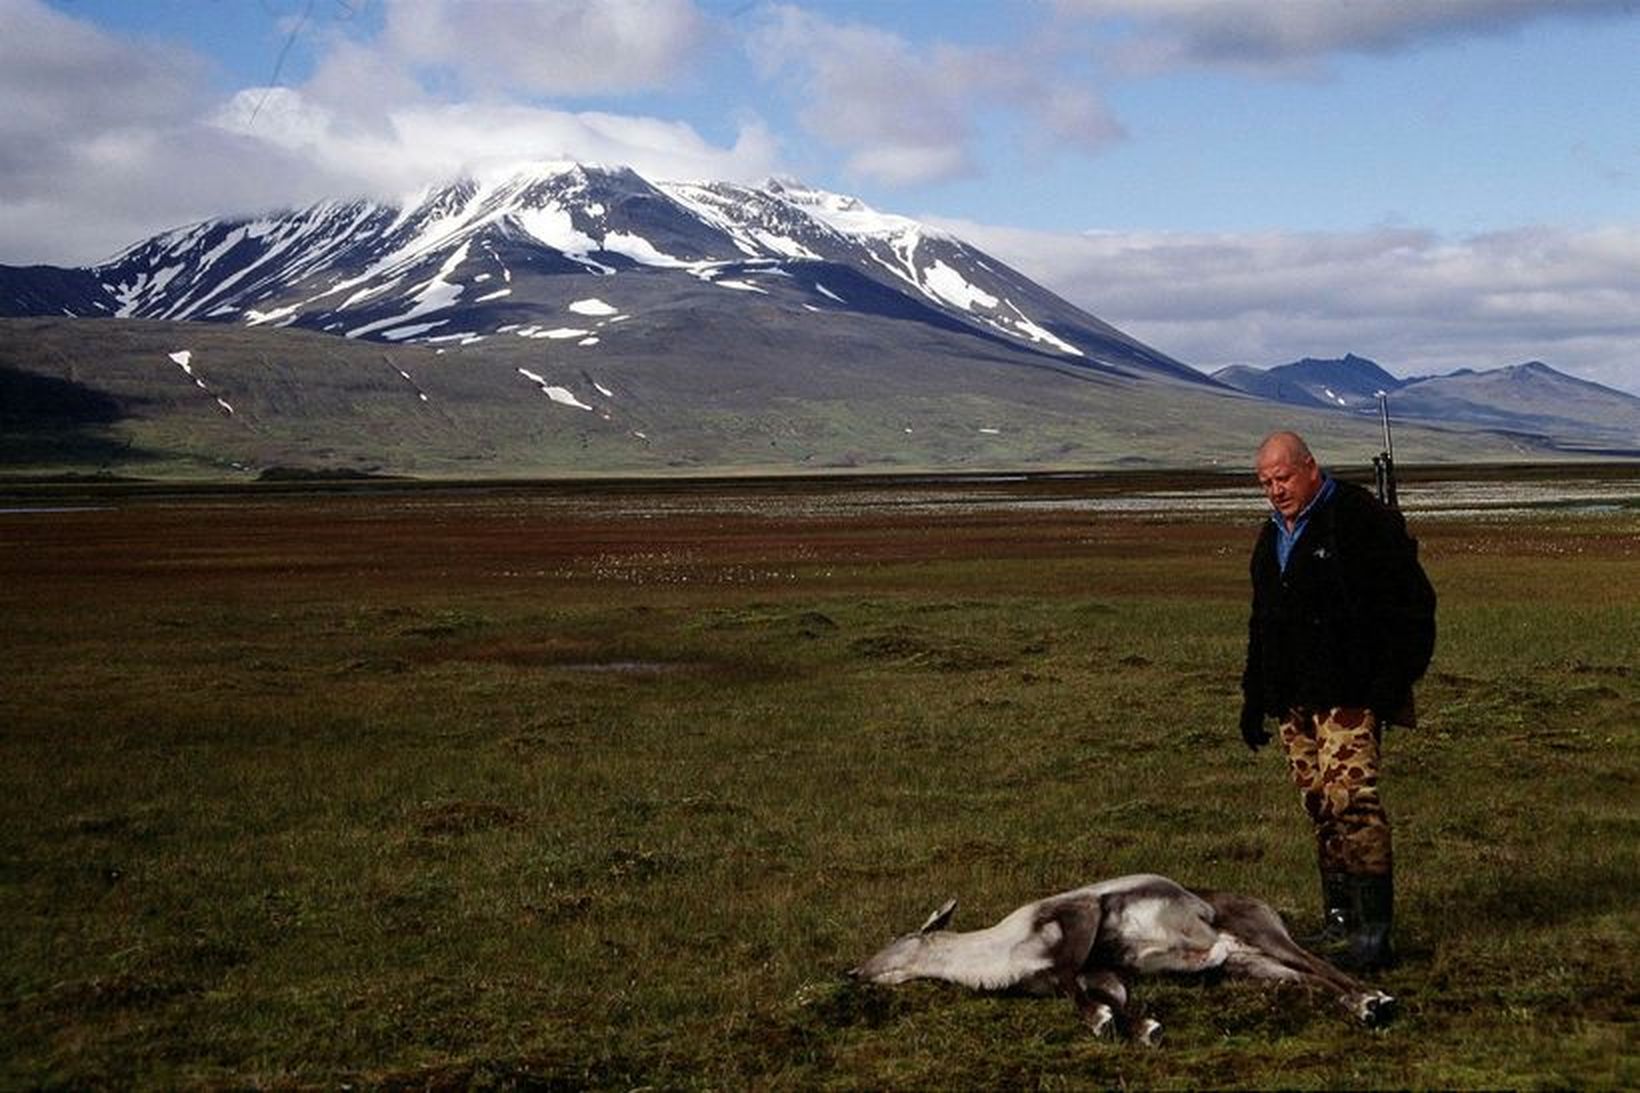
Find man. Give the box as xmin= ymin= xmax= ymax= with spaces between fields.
xmin=1239 ymin=431 xmax=1435 ymax=970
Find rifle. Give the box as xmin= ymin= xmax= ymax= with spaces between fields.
xmin=1371 ymin=391 xmax=1399 ymax=509
xmin=1371 ymin=389 xmax=1427 ymax=729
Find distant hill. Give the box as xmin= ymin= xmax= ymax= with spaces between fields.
xmin=1394 ymin=362 xmax=1640 ymax=453
xmin=1213 ymin=355 xmax=1640 ymax=453
xmin=1212 ymin=355 xmax=1401 ymax=410
xmin=0 ymin=317 xmax=1566 ymax=479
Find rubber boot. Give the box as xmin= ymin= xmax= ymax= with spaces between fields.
xmin=1302 ymin=870 xmax=1353 ymax=951
xmin=1343 ymin=872 xmax=1396 ymax=972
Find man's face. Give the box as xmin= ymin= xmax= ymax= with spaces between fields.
xmin=1256 ymin=448 xmax=1323 ymax=523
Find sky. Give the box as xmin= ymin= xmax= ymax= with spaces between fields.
xmin=3 ymin=0 xmax=1638 ymax=394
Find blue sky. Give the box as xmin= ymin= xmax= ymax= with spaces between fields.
xmin=5 ymin=0 xmax=1638 ymax=393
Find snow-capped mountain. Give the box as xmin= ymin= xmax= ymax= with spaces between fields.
xmin=0 ymin=162 xmax=1203 ymax=386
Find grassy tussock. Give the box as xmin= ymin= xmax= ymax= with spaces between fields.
xmin=1 ymin=482 xmax=1636 ymax=1089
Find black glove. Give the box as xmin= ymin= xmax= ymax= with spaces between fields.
xmin=1239 ymin=697 xmax=1271 ymax=751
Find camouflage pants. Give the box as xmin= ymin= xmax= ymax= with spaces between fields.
xmin=1278 ymin=706 xmax=1392 ymax=876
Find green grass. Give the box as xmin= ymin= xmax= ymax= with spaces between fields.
xmin=1 ymin=481 xmax=1636 ymax=1089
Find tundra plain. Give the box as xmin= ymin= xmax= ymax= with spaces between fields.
xmin=2 ymin=470 xmax=1636 ymax=1089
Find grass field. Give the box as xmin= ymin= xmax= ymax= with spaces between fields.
xmin=2 ymin=473 xmax=1636 ymax=1089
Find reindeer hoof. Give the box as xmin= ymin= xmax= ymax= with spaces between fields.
xmin=1349 ymin=990 xmax=1399 ymax=1028
xmin=1362 ymin=991 xmax=1399 ymax=1028
xmin=1135 ymin=1018 xmax=1164 ymax=1047
xmin=1083 ymin=1003 xmax=1116 ymax=1038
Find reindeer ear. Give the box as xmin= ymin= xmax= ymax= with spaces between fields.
xmin=920 ymin=898 xmax=957 ymax=933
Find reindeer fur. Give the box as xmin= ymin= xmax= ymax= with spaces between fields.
xmin=849 ymin=873 xmax=1396 ymax=1043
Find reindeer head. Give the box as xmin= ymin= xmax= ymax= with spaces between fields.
xmin=848 ymin=898 xmax=957 ymax=983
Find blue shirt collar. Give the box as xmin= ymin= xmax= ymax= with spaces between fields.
xmin=1271 ymin=474 xmax=1335 ymax=571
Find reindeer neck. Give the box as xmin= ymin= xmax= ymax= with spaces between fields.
xmin=921 ymin=923 xmax=1051 ymax=991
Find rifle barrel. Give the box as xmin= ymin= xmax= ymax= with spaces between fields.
xmin=1374 ymin=391 xmax=1399 ymax=509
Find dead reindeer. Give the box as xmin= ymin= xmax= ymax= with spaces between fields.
xmin=849 ymin=873 xmax=1397 ymax=1044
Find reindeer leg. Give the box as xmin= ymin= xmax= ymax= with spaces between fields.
xmin=1073 ymin=969 xmax=1162 ymax=1046
xmin=1200 ymin=890 xmax=1397 ymax=1027
xmin=1059 ymin=967 xmax=1122 ymax=1038
xmin=1034 ymin=895 xmax=1163 ymax=1043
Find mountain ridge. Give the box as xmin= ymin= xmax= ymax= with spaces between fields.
xmin=1212 ymin=354 xmax=1640 ymax=452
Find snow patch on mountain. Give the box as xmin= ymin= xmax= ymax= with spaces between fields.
xmin=112 ymin=264 xmax=183 ymax=316
xmin=547 ymin=385 xmax=592 ymax=407
xmin=346 ymin=240 xmax=471 ymax=339
xmin=602 ymin=232 xmax=693 ymax=268
xmin=770 ymin=180 xmax=930 ymax=239
xmin=518 ymin=367 xmax=593 ymax=410
xmin=380 ymin=321 xmax=448 ymax=341
xmin=751 ymin=230 xmax=819 ymax=259
xmin=337 ymin=276 xmax=403 ymax=311
xmin=993 ymin=300 xmax=1082 ymax=357
xmin=421 ymin=331 xmax=483 ymax=346
xmin=167 ymin=348 xmax=234 ymax=414
xmin=390 ymin=363 xmax=432 ymax=402
xmin=198 ymin=227 xmax=247 ymax=276
xmin=511 ymin=207 xmax=612 ymax=273
xmin=245 ymin=304 xmax=300 ymax=326
xmin=923 ymin=259 xmax=998 ymax=311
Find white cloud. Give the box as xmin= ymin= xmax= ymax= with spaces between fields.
xmin=936 ymin=218 xmax=1640 ymax=394
xmin=1030 ymin=86 xmax=1126 ymax=153
xmin=380 ymin=0 xmax=707 ymax=96
xmin=0 ymin=0 xmax=205 ymax=150
xmin=1055 ymin=0 xmax=1635 ymax=73
xmin=218 ymin=0 xmax=765 ymax=196
xmin=208 ymin=91 xmax=781 ymax=202
xmin=298 ymin=32 xmax=429 ymax=129
xmin=747 ymin=4 xmax=1123 ymax=188
xmin=0 ymin=0 xmax=772 ymax=265
xmin=748 ymin=7 xmax=978 ymax=186
xmin=0 ymin=0 xmax=369 ymax=263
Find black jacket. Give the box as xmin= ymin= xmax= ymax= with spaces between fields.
xmin=1242 ymin=479 xmax=1436 ymax=722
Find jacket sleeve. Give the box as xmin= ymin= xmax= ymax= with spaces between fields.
xmin=1241 ymin=523 xmax=1273 ymax=711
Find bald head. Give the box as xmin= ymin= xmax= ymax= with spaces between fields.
xmin=1257 ymin=431 xmax=1312 ymax=466
xmin=1255 ymin=431 xmax=1324 ymax=528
